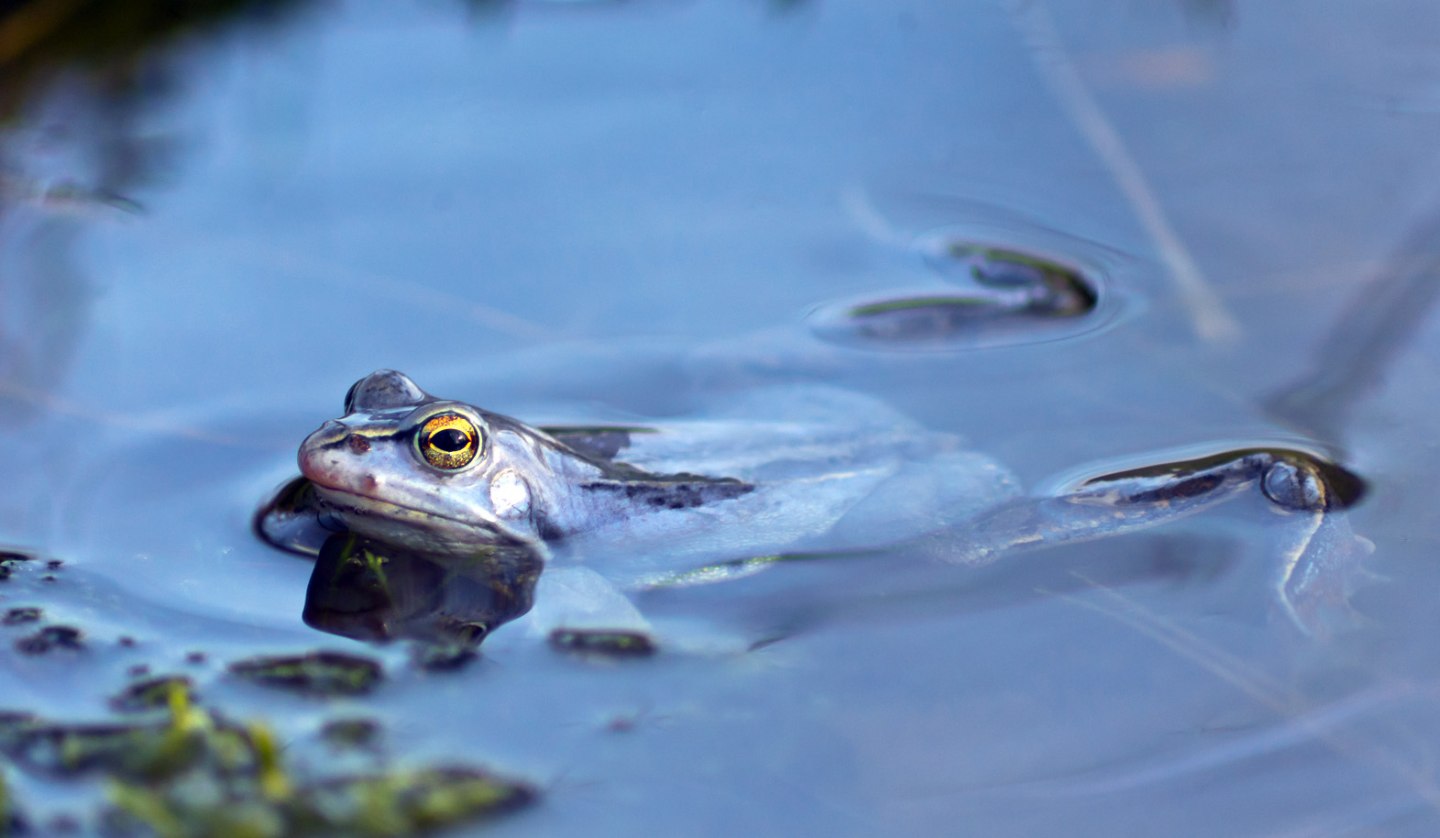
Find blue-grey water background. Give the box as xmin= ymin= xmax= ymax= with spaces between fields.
xmin=3 ymin=0 xmax=1440 ymax=834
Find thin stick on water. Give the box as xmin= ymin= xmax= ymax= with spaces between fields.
xmin=1054 ymin=575 xmax=1440 ymax=812
xmin=1266 ymin=202 xmax=1440 ymax=441
xmin=1005 ymin=0 xmax=1240 ymax=342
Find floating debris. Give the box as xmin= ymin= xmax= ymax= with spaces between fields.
xmin=2 ymin=607 xmax=42 ymax=625
xmin=808 ymin=243 xmax=1103 ymax=350
xmin=105 ymin=764 xmax=535 ymax=837
xmin=0 ymin=708 xmax=240 ymax=782
xmin=228 ymin=652 xmax=383 ymax=697
xmin=14 ymin=625 xmax=84 ymax=655
xmin=109 ymin=676 xmax=195 ymax=714
xmin=929 ymin=244 xmax=1097 ymax=312
xmin=319 ymin=718 xmax=381 ymax=752
xmin=285 ymin=766 xmax=534 ymax=836
xmin=1 ymin=684 xmax=534 ymax=836
xmin=0 ymin=550 xmax=37 ymax=582
xmin=549 ymin=629 xmax=657 ymax=659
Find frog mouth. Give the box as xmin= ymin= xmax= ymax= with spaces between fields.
xmin=309 ymin=484 xmax=530 ymax=549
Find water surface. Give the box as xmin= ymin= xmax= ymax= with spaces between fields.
xmin=3 ymin=0 xmax=1440 ymax=834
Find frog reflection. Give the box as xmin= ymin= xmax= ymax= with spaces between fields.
xmin=302 ymin=532 xmax=541 ymax=661
xmin=260 ymin=370 xmax=1369 ymax=649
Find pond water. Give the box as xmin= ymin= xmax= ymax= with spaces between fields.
xmin=3 ymin=0 xmax=1440 ymax=834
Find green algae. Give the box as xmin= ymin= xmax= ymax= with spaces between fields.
xmin=227 ymin=651 xmax=382 ymax=697
xmin=0 ymin=682 xmax=534 ymax=836
xmin=109 ymin=677 xmax=196 ymax=714
xmin=1 ymin=607 xmax=42 ymax=626
xmin=318 ymin=718 xmax=380 ymax=752
xmin=0 ymin=551 xmax=36 ymax=582
xmin=549 ymin=628 xmax=657 ymax=659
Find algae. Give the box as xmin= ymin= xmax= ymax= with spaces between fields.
xmin=0 ymin=682 xmax=535 ymax=835
xmin=549 ymin=628 xmax=657 ymax=659
xmin=227 ymin=652 xmax=382 ymax=697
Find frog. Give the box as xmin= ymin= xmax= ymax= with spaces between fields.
xmin=258 ymin=369 xmax=1368 ymax=653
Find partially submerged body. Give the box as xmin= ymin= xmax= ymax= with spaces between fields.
xmin=258 ymin=370 xmax=1368 ymax=651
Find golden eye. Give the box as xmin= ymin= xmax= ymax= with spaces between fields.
xmin=416 ymin=413 xmax=481 ymax=470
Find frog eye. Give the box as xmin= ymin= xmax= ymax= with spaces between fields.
xmin=416 ymin=413 xmax=482 ymax=470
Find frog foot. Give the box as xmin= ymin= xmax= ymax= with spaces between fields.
xmin=1258 ymin=456 xmax=1375 ymax=637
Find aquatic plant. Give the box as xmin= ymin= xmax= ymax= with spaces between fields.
xmin=0 ymin=681 xmax=535 ymax=835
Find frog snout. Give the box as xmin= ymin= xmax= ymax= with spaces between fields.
xmin=299 ymin=420 xmax=370 ymax=484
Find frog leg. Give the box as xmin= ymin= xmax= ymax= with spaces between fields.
xmin=959 ymin=450 xmax=1369 ymax=635
xmin=525 ymin=566 xmax=650 ymax=635
xmin=1262 ymin=461 xmax=1374 ymax=637
xmin=957 ymin=452 xmax=1280 ymax=564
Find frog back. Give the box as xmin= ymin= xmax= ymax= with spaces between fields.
xmin=551 ymin=387 xmax=1021 ymax=570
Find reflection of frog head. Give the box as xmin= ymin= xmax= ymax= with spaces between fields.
xmin=303 ymin=532 xmax=541 ymax=657
xmin=299 ymin=370 xmax=554 ymax=554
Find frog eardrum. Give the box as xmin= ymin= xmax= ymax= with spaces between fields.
xmin=416 ymin=412 xmax=482 ymax=470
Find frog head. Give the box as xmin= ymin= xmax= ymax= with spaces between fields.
xmin=299 ymin=370 xmax=550 ymax=555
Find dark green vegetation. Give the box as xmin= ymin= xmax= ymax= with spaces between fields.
xmin=549 ymin=628 xmax=658 ymax=659
xmin=108 ymin=676 xmax=196 ymax=714
xmin=1 ymin=607 xmax=41 ymax=626
xmin=0 ymin=681 xmax=535 ymax=835
xmin=3 ymin=0 xmax=1429 ymax=833
xmin=228 ymin=651 xmax=384 ymax=697
xmin=0 ymin=551 xmax=35 ymax=582
xmin=0 ymin=540 xmax=534 ymax=832
xmin=0 ymin=0 xmax=310 ymax=121
xmin=12 ymin=623 xmax=83 ymax=655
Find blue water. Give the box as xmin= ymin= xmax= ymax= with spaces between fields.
xmin=3 ymin=0 xmax=1440 ymax=834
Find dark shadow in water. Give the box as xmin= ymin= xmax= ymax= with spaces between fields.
xmin=638 ymin=530 xmax=1248 ymax=644
xmin=303 ymin=533 xmax=541 ymax=665
xmin=0 ymin=0 xmax=311 ymax=120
